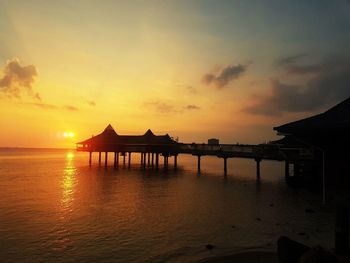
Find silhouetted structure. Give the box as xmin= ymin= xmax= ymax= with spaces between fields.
xmin=77 ymin=125 xmax=285 ymax=178
xmin=77 ymin=125 xmax=177 ymax=169
xmin=274 ymin=97 xmax=350 ymax=188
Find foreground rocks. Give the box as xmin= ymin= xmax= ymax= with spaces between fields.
xmin=277 ymin=236 xmax=341 ymax=263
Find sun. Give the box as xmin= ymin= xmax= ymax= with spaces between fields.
xmin=63 ymin=131 xmax=75 ymax=138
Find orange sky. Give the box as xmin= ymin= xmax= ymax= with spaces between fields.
xmin=1 ymin=1 xmax=349 ymax=148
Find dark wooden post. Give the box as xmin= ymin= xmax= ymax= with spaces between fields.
xmin=164 ymin=155 xmax=168 ymax=169
xmin=224 ymin=157 xmax=227 ymax=176
xmin=174 ymin=155 xmax=177 ymax=169
xmin=143 ymin=153 xmax=146 ymax=169
xmin=104 ymin=152 xmax=108 ymax=167
xmin=98 ymin=152 xmax=101 ymax=166
xmin=123 ymin=152 xmax=126 ymax=165
xmin=151 ymin=153 xmax=154 ymax=167
xmin=256 ymin=158 xmax=261 ymax=181
xmin=128 ymin=152 xmax=131 ymax=168
xmin=155 ymin=153 xmax=159 ymax=169
xmin=147 ymin=152 xmax=151 ymax=167
xmin=114 ymin=152 xmax=119 ymax=168
xmin=89 ymin=151 xmax=92 ymax=166
xmin=197 ymin=155 xmax=201 ymax=174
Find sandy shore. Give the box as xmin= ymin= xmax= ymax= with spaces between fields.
xmin=197 ymin=251 xmax=278 ymax=263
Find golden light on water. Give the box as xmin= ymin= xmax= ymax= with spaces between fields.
xmin=61 ymin=152 xmax=76 ymax=209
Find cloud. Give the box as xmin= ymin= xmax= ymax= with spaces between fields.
xmin=26 ymin=102 xmax=79 ymax=111
xmin=144 ymin=101 xmax=177 ymax=114
xmin=243 ymin=55 xmax=350 ymax=116
xmin=144 ymin=101 xmax=200 ymax=114
xmin=185 ymin=104 xmax=200 ymax=110
xmin=87 ymin=100 xmax=96 ymax=106
xmin=276 ymin=53 xmax=327 ymax=75
xmin=202 ymin=64 xmax=248 ymax=89
xmin=28 ymin=102 xmax=58 ymax=110
xmin=64 ymin=105 xmax=79 ymax=111
xmin=0 ymin=58 xmax=39 ymax=99
xmin=186 ymin=86 xmax=197 ymax=94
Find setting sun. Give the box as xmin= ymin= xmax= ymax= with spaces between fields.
xmin=63 ymin=132 xmax=75 ymax=138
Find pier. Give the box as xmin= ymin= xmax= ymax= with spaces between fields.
xmin=77 ymin=124 xmax=291 ymax=179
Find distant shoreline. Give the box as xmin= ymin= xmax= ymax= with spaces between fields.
xmin=0 ymin=147 xmax=75 ymax=151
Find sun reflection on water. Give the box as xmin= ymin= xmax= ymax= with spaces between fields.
xmin=61 ymin=152 xmax=77 ymax=210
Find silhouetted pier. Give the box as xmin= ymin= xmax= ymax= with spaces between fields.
xmin=77 ymin=125 xmax=288 ymax=179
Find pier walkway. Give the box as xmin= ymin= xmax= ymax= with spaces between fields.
xmin=76 ymin=125 xmax=290 ymax=179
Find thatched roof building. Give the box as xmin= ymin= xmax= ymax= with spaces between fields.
xmin=77 ymin=124 xmax=177 ymax=152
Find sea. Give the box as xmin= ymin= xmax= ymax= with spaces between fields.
xmin=0 ymin=148 xmax=335 ymax=263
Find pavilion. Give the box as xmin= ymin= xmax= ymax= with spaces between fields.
xmin=76 ymin=124 xmax=178 ymax=168
xmin=273 ymin=97 xmax=350 ymax=189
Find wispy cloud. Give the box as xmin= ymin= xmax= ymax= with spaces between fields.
xmin=0 ymin=58 xmax=39 ymax=100
xmin=64 ymin=105 xmax=79 ymax=111
xmin=243 ymin=55 xmax=350 ymax=116
xmin=144 ymin=101 xmax=177 ymax=114
xmin=202 ymin=64 xmax=248 ymax=89
xmin=26 ymin=102 xmax=79 ymax=111
xmin=144 ymin=100 xmax=201 ymax=114
xmin=87 ymin=100 xmax=96 ymax=106
xmin=184 ymin=104 xmax=200 ymax=110
xmin=186 ymin=86 xmax=197 ymax=94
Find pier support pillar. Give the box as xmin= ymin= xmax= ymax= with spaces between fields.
xmin=89 ymin=152 xmax=92 ymax=166
xmin=143 ymin=153 xmax=146 ymax=169
xmin=285 ymin=160 xmax=290 ymax=180
xmin=255 ymin=158 xmax=261 ymax=181
xmin=104 ymin=152 xmax=108 ymax=167
xmin=197 ymin=155 xmax=201 ymax=174
xmin=151 ymin=153 xmax=154 ymax=167
xmin=147 ymin=152 xmax=151 ymax=167
xmin=174 ymin=155 xmax=178 ymax=170
xmin=114 ymin=152 xmax=119 ymax=169
xmin=98 ymin=152 xmax=101 ymax=166
xmin=140 ymin=153 xmax=143 ymax=166
xmin=128 ymin=152 xmax=131 ymax=168
xmin=155 ymin=153 xmax=159 ymax=169
xmin=224 ymin=157 xmax=227 ymax=176
xmin=164 ymin=155 xmax=168 ymax=170
xmin=123 ymin=153 xmax=126 ymax=165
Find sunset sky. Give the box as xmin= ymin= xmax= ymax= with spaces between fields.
xmin=1 ymin=0 xmax=350 ymax=148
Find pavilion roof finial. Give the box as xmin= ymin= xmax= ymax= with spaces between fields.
xmin=104 ymin=124 xmax=115 ymax=132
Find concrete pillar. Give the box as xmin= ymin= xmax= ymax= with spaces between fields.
xmin=256 ymin=158 xmax=261 ymax=180
xmin=197 ymin=155 xmax=201 ymax=174
xmin=156 ymin=153 xmax=159 ymax=169
xmin=104 ymin=152 xmax=108 ymax=167
xmin=174 ymin=155 xmax=178 ymax=169
xmin=128 ymin=152 xmax=131 ymax=168
xmin=98 ymin=152 xmax=101 ymax=166
xmin=224 ymin=157 xmax=227 ymax=176
xmin=89 ymin=152 xmax=92 ymax=166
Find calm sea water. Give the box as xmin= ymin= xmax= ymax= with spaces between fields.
xmin=0 ymin=148 xmax=334 ymax=263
